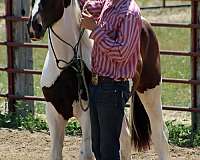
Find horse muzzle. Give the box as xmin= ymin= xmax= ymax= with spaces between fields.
xmin=27 ymin=18 xmax=45 ymax=41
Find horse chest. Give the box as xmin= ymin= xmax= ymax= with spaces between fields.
xmin=42 ymin=64 xmax=91 ymax=120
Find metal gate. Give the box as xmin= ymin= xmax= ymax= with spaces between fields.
xmin=0 ymin=0 xmax=200 ymax=113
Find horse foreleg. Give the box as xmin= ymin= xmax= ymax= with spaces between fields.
xmin=46 ymin=102 xmax=66 ymax=160
xmin=137 ymin=85 xmax=170 ymax=160
xmin=73 ymin=101 xmax=95 ymax=160
xmin=120 ymin=114 xmax=131 ymax=160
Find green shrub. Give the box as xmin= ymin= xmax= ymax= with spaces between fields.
xmin=166 ymin=120 xmax=200 ymax=147
xmin=0 ymin=113 xmax=48 ymax=132
xmin=0 ymin=113 xmax=81 ymax=136
xmin=193 ymin=131 xmax=200 ymax=147
xmin=65 ymin=118 xmax=81 ymax=136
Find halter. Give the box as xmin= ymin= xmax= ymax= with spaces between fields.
xmin=48 ymin=27 xmax=89 ymax=112
xmin=48 ymin=27 xmax=85 ymax=70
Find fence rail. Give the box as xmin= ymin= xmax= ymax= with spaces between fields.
xmin=0 ymin=0 xmax=200 ymax=113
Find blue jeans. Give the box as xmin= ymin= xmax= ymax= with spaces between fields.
xmin=89 ymin=80 xmax=129 ymax=160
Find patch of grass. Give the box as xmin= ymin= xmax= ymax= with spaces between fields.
xmin=0 ymin=1 xmax=4 ymax=14
xmin=137 ymin=0 xmax=190 ymax=8
xmin=34 ymin=74 xmax=44 ymax=97
xmin=155 ymin=28 xmax=190 ymax=51
xmin=161 ymin=83 xmax=191 ymax=107
xmin=137 ymin=0 xmax=161 ymax=7
xmin=161 ymin=56 xmax=190 ymax=79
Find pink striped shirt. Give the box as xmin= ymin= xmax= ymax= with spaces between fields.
xmin=80 ymin=0 xmax=142 ymax=80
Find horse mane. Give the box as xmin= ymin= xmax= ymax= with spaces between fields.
xmin=71 ymin=0 xmax=93 ymax=49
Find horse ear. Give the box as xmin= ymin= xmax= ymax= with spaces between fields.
xmin=64 ymin=0 xmax=71 ymax=8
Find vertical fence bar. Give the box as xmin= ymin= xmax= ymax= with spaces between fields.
xmin=163 ymin=0 xmax=166 ymax=8
xmin=191 ymin=0 xmax=198 ymax=132
xmin=5 ymin=0 xmax=15 ymax=112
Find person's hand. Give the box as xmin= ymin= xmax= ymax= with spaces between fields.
xmin=80 ymin=12 xmax=97 ymax=31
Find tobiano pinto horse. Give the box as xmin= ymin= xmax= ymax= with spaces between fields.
xmin=27 ymin=0 xmax=169 ymax=159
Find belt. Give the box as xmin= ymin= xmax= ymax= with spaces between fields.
xmin=91 ymin=73 xmax=128 ymax=86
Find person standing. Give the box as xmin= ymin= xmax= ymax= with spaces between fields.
xmin=80 ymin=0 xmax=142 ymax=159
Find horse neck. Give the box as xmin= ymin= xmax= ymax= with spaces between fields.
xmin=48 ymin=8 xmax=79 ymax=65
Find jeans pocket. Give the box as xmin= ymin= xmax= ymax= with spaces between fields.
xmin=96 ymin=89 xmax=119 ymax=106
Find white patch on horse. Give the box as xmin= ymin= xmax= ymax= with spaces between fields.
xmin=32 ymin=0 xmax=40 ymax=18
xmin=31 ymin=0 xmax=43 ymax=35
xmin=137 ymin=84 xmax=170 ymax=160
xmin=41 ymin=8 xmax=75 ymax=87
xmin=46 ymin=102 xmax=66 ymax=160
xmin=120 ymin=115 xmax=131 ymax=160
xmin=73 ymin=101 xmax=94 ymax=160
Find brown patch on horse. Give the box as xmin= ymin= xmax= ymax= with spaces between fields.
xmin=131 ymin=19 xmax=160 ymax=151
xmin=133 ymin=19 xmax=161 ymax=93
xmin=42 ymin=62 xmax=91 ymax=120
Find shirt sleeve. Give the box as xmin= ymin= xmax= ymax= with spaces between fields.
xmin=79 ymin=0 xmax=87 ymax=8
xmin=89 ymin=14 xmax=142 ymax=63
xmin=79 ymin=0 xmax=105 ymax=19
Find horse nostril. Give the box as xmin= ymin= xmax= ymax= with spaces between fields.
xmin=37 ymin=23 xmax=43 ymax=33
xmin=29 ymin=32 xmax=34 ymax=38
xmin=31 ymin=17 xmax=43 ymax=34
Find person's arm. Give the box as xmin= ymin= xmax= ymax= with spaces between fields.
xmin=90 ymin=14 xmax=141 ymax=63
xmin=80 ymin=0 xmax=105 ymax=19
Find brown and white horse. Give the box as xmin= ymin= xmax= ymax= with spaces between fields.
xmin=27 ymin=0 xmax=169 ymax=159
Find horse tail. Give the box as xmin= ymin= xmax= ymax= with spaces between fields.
xmin=130 ymin=92 xmax=151 ymax=151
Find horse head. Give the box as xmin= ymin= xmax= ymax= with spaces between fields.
xmin=27 ymin=0 xmax=71 ymax=40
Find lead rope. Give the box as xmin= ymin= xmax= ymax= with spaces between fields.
xmin=48 ymin=27 xmax=89 ymax=111
xmin=78 ymin=40 xmax=90 ymax=112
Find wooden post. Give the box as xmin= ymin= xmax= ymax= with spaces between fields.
xmin=12 ymin=0 xmax=34 ymax=115
xmin=191 ymin=0 xmax=200 ymax=131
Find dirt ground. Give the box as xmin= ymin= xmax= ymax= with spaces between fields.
xmin=0 ymin=128 xmax=200 ymax=160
